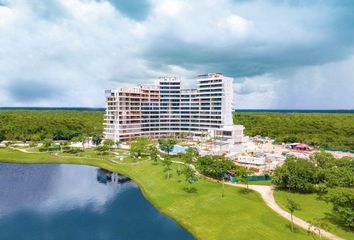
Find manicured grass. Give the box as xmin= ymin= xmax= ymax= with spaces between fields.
xmin=58 ymin=148 xmax=142 ymax=163
xmin=274 ymin=190 xmax=354 ymax=240
xmin=0 ymin=148 xmax=315 ymax=240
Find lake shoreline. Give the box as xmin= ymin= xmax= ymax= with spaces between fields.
xmin=0 ymin=154 xmax=198 ymax=239
xmin=0 ymin=148 xmax=315 ymax=240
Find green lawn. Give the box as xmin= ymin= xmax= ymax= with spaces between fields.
xmin=0 ymin=148 xmax=316 ymax=240
xmin=58 ymin=148 xmax=142 ymax=163
xmin=274 ymin=190 xmax=354 ymax=240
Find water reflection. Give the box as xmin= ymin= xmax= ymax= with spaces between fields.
xmin=0 ymin=163 xmax=194 ymax=240
xmin=0 ymin=164 xmax=125 ymax=215
xmin=96 ymin=168 xmax=131 ymax=185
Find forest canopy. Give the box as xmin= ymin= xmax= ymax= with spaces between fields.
xmin=0 ymin=110 xmax=104 ymax=141
xmin=0 ymin=110 xmax=353 ymax=152
xmin=233 ymin=112 xmax=354 ymax=151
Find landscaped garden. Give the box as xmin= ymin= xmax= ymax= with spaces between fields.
xmin=0 ymin=109 xmax=353 ymax=239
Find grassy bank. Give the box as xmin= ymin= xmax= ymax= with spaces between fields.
xmin=0 ymin=148 xmax=315 ymax=240
xmin=274 ymin=190 xmax=353 ymax=240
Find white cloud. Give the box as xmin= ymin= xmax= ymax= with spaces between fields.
xmin=154 ymin=0 xmax=189 ymax=17
xmin=274 ymin=55 xmax=354 ymax=109
xmin=0 ymin=164 xmax=136 ymax=216
xmin=220 ymin=14 xmax=251 ymax=39
xmin=0 ymin=0 xmax=353 ymax=108
xmin=0 ymin=4 xmax=14 ymax=27
xmin=42 ymin=165 xmax=134 ymax=212
xmin=0 ymin=0 xmax=149 ymax=107
xmin=234 ymin=75 xmax=279 ymax=109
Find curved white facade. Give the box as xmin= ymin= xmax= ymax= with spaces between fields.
xmin=104 ymin=73 xmax=243 ymax=142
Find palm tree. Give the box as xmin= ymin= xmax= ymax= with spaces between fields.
xmin=149 ymin=145 xmax=159 ymax=163
xmin=199 ymin=132 xmax=207 ymax=149
xmin=81 ymin=135 xmax=88 ymax=150
xmin=72 ymin=135 xmax=88 ymax=151
xmin=162 ymin=157 xmax=172 ymax=179
xmin=115 ymin=140 xmax=121 ymax=149
xmin=103 ymin=139 xmax=115 ymax=150
xmin=308 ymin=218 xmax=329 ymax=240
xmin=221 ymin=173 xmax=225 ymax=198
xmin=30 ymin=134 xmax=41 ymax=147
xmin=182 ymin=166 xmax=198 ymax=192
xmin=92 ymin=134 xmax=102 ymax=146
xmin=212 ymin=136 xmax=222 ymax=152
xmin=19 ymin=135 xmax=27 ymax=145
xmin=239 ymin=176 xmax=249 ymax=191
xmin=286 ymin=199 xmax=301 ymax=232
xmin=180 ymin=132 xmax=187 ymax=139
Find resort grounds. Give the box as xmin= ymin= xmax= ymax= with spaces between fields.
xmin=0 ymin=146 xmax=352 ymax=240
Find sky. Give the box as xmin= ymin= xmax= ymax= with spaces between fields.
xmin=0 ymin=0 xmax=353 ymax=109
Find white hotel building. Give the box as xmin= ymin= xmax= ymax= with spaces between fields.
xmin=104 ymin=73 xmax=244 ymax=149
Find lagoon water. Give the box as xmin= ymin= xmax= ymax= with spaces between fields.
xmin=0 ymin=163 xmax=194 ymax=240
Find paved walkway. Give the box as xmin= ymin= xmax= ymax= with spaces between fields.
xmin=174 ymin=160 xmax=344 ymax=240
xmin=227 ymin=183 xmax=344 ymax=240
xmin=9 ymin=147 xmax=40 ymax=154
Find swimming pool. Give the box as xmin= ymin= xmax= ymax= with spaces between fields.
xmin=171 ymin=145 xmax=187 ymax=154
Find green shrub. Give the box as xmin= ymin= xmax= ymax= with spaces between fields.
xmin=273 ymin=154 xmax=354 ymax=193
xmin=324 ymin=188 xmax=354 ymax=229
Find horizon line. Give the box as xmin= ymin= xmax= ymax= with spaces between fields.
xmin=0 ymin=107 xmax=353 ymax=111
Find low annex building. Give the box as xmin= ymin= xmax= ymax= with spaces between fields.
xmin=104 ymin=73 xmax=244 ymax=148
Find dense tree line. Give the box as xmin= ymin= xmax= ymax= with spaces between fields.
xmin=273 ymin=152 xmax=353 ymax=193
xmin=2 ymin=110 xmax=352 ymax=152
xmin=233 ymin=112 xmax=354 ymax=150
xmin=273 ymin=152 xmax=354 ymax=229
xmin=0 ymin=110 xmax=104 ymax=142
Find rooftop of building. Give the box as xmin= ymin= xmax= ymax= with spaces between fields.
xmin=106 ymin=73 xmax=233 ymax=94
xmin=159 ymin=76 xmax=181 ymax=82
xmin=197 ymin=73 xmax=224 ymax=78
